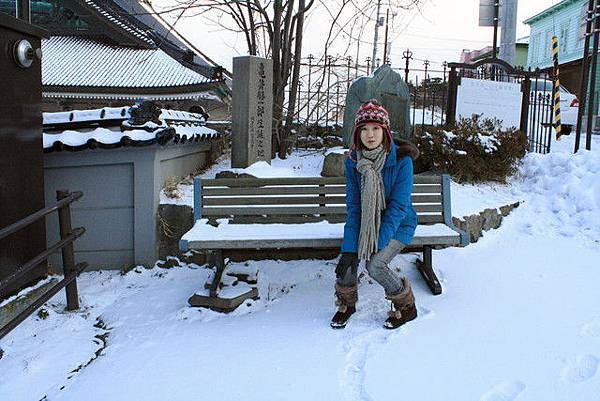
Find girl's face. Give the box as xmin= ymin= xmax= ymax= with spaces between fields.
xmin=359 ymin=124 xmax=384 ymax=150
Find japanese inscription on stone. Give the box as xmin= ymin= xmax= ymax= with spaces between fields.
xmin=232 ymin=56 xmax=273 ymax=168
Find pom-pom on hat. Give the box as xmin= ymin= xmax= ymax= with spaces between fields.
xmin=351 ymin=99 xmax=393 ymax=149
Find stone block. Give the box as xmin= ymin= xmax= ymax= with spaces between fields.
xmin=157 ymin=204 xmax=194 ymax=260
xmin=321 ymin=151 xmax=348 ymax=177
xmin=232 ymin=56 xmax=273 ymax=168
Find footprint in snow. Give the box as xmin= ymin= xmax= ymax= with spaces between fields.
xmin=561 ymin=354 xmax=598 ymax=383
xmin=417 ymin=305 xmax=435 ymax=319
xmin=479 ymin=381 xmax=526 ymax=401
xmin=581 ymin=318 xmax=600 ymax=338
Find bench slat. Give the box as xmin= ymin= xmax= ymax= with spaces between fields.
xmin=203 ymin=184 xmax=441 ymax=196
xmin=226 ymin=215 xmax=346 ymax=224
xmin=414 ymin=175 xmax=442 ymax=184
xmin=418 ymin=214 xmax=445 ymax=223
xmin=203 ymin=177 xmax=346 ymax=187
xmin=413 ymin=184 xmax=442 ymax=193
xmin=203 ymin=196 xmax=348 ymax=206
xmin=201 ymin=175 xmax=441 ymax=188
xmin=186 ymin=235 xmax=459 ymax=250
xmin=202 ymin=190 xmax=442 ymax=204
xmin=202 ymin=201 xmax=443 ymax=213
xmin=202 ymin=186 xmax=347 ymax=196
xmin=202 ymin=206 xmax=348 ymax=216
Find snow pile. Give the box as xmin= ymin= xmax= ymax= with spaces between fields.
xmin=517 ymin=148 xmax=600 ymax=244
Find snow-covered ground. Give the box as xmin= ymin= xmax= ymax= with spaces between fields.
xmin=2 ymin=134 xmax=600 ymax=401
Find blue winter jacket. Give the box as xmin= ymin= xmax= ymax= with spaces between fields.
xmin=341 ymin=140 xmax=418 ymax=253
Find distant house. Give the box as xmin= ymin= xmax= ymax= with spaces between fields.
xmin=459 ymin=38 xmax=528 ymax=69
xmin=19 ymin=0 xmax=232 ymax=119
xmin=524 ymin=0 xmax=587 ymax=95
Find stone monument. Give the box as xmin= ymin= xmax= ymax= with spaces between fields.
xmin=342 ymin=64 xmax=412 ymax=147
xmin=232 ymin=56 xmax=273 ymax=168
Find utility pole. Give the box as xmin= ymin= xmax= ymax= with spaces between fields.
xmin=492 ymin=0 xmax=499 ymax=59
xmin=499 ymin=0 xmax=518 ymax=66
xmin=575 ymin=0 xmax=595 ymax=152
xmin=372 ymin=0 xmax=382 ymax=68
xmin=383 ymin=8 xmax=390 ymax=64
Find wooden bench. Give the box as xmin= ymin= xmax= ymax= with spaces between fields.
xmin=179 ymin=175 xmax=468 ymax=310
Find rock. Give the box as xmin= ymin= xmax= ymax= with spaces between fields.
xmin=500 ymin=201 xmax=520 ymax=216
xmin=321 ymin=151 xmax=348 ymax=177
xmin=453 ymin=201 xmax=522 ymax=245
xmin=480 ymin=208 xmax=502 ymax=231
xmin=215 ymin=171 xmax=256 ymax=179
xmin=343 ymin=64 xmax=412 ymax=146
xmin=157 ymin=204 xmax=194 ymax=260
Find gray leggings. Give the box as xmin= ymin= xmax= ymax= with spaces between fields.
xmin=337 ymin=239 xmax=406 ymax=295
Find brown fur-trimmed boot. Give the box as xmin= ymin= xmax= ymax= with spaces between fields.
xmin=384 ymin=277 xmax=417 ymax=330
xmin=330 ymin=283 xmax=358 ymax=329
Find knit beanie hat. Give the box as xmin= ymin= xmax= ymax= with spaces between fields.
xmin=351 ymin=99 xmax=393 ymax=149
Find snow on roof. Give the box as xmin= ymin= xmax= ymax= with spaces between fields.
xmin=43 ymin=107 xmax=130 ymax=125
xmin=42 ymin=36 xmax=214 ymax=88
xmin=43 ymin=125 xmax=220 ymax=153
xmin=42 ymin=107 xmax=208 ymax=126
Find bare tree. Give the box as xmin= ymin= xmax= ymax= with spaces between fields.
xmin=153 ymin=0 xmax=424 ymax=157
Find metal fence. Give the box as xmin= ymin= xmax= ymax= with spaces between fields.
xmin=0 ymin=190 xmax=87 ymax=341
xmin=285 ymin=52 xmax=556 ymax=154
xmin=285 ymin=51 xmax=448 ymax=132
xmin=447 ymin=59 xmax=555 ymax=154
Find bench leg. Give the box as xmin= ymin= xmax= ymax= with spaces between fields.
xmin=189 ymin=249 xmax=259 ymax=312
xmin=416 ymin=246 xmax=442 ymax=295
xmin=209 ymin=249 xmax=226 ymax=298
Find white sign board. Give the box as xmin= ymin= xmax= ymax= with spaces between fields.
xmin=455 ymin=78 xmax=522 ymax=129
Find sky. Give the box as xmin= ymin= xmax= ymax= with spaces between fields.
xmin=155 ymin=0 xmax=559 ymax=74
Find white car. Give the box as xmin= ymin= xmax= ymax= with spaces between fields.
xmin=530 ymin=80 xmax=579 ymax=129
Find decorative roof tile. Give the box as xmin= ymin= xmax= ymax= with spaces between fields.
xmin=43 ymin=105 xmax=221 ymax=153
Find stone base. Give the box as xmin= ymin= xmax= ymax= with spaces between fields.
xmin=452 ymin=201 xmax=521 ymax=244
xmin=188 ymin=287 xmax=259 ymax=313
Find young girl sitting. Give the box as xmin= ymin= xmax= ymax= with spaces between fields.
xmin=331 ymin=99 xmax=419 ymax=330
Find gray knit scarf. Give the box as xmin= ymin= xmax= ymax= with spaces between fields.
xmin=356 ymin=145 xmax=387 ymax=261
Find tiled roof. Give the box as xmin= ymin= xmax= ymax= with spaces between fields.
xmin=42 ymin=36 xmax=215 ymax=88
xmin=43 ymin=106 xmax=221 ymax=153
xmin=83 ymin=0 xmax=155 ymax=46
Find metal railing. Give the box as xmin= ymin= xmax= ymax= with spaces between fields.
xmin=0 ymin=190 xmax=87 ymax=340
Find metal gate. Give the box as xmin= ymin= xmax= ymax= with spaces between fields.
xmin=445 ymin=58 xmax=555 ymax=154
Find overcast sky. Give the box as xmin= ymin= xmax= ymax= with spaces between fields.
xmin=156 ymin=0 xmax=558 ymax=73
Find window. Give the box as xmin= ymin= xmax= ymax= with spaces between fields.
xmin=31 ymin=1 xmax=91 ymax=31
xmin=559 ymin=23 xmax=569 ymax=53
xmin=545 ymin=30 xmax=553 ymax=59
xmin=579 ymin=2 xmax=588 ymax=44
xmin=529 ymin=34 xmax=537 ymax=64
xmin=0 ymin=0 xmax=17 ymax=17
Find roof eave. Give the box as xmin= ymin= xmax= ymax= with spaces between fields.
xmin=523 ymin=0 xmax=579 ymax=25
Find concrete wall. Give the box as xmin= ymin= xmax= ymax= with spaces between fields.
xmin=44 ymin=140 xmax=218 ymax=271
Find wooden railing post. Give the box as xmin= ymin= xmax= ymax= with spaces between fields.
xmin=57 ymin=190 xmax=79 ymax=310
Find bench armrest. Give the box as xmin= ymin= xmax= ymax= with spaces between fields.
xmin=441 ymin=174 xmax=470 ymax=247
